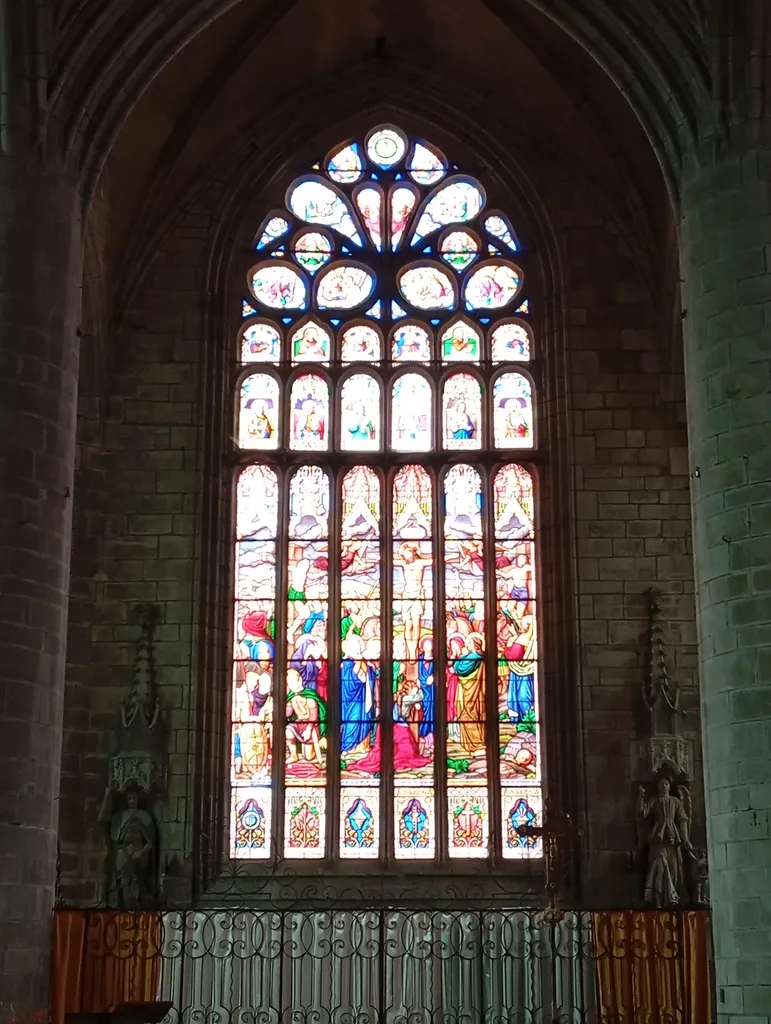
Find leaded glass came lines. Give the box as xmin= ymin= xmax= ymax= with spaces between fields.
xmin=231 ymin=125 xmax=541 ymax=864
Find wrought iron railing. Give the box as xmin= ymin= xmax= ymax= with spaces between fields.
xmin=51 ymin=908 xmax=713 ymax=1024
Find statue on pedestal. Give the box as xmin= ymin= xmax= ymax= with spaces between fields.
xmin=99 ymin=782 xmax=159 ymax=908
xmin=632 ymin=589 xmax=707 ymax=908
xmin=636 ymin=775 xmax=693 ymax=907
xmin=101 ymin=603 xmax=166 ymax=908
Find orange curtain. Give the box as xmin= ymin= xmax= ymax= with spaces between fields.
xmin=591 ymin=910 xmax=712 ymax=1024
xmin=50 ymin=911 xmax=162 ymax=1024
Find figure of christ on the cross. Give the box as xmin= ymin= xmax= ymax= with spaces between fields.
xmin=396 ymin=542 xmax=433 ymax=680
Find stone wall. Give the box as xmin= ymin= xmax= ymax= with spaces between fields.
xmin=58 ymin=161 xmax=700 ymax=909
xmin=60 ymin=208 xmax=209 ymax=902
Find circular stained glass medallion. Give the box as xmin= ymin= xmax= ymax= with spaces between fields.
xmin=251 ymin=263 xmax=307 ymax=309
xmin=441 ymin=231 xmax=479 ymax=272
xmin=316 ymin=263 xmax=376 ymax=310
xmin=293 ymin=231 xmax=332 ymax=274
xmin=398 ymin=264 xmax=456 ymax=311
xmin=366 ymin=126 xmax=407 ymax=168
xmin=464 ymin=263 xmax=521 ymax=310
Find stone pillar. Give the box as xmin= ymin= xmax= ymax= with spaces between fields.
xmin=680 ymin=129 xmax=771 ymax=1022
xmin=0 ymin=147 xmax=82 ymax=1012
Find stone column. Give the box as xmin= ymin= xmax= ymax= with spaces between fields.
xmin=680 ymin=126 xmax=771 ymax=1021
xmin=0 ymin=145 xmax=82 ymax=1012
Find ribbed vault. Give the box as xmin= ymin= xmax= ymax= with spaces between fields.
xmin=47 ymin=0 xmax=710 ymax=201
xmin=43 ymin=0 xmax=702 ymax=326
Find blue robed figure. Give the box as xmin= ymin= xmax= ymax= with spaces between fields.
xmin=340 ymin=635 xmax=377 ymax=753
xmin=417 ymin=637 xmax=434 ymax=737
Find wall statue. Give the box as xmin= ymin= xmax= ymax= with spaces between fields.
xmin=99 ymin=782 xmax=159 ymax=908
xmin=636 ymin=775 xmax=694 ymax=908
xmin=101 ymin=602 xmax=166 ymax=908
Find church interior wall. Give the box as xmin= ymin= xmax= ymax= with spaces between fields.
xmin=57 ymin=115 xmax=702 ymax=907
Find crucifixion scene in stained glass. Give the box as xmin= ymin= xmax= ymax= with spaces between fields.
xmin=231 ymin=126 xmax=541 ymax=864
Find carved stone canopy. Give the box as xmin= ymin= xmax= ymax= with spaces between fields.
xmin=634 ymin=589 xmax=693 ymax=783
xmin=109 ymin=602 xmax=166 ymax=796
xmin=634 ymin=735 xmax=693 ymax=783
xmin=641 ymin=588 xmax=683 ymax=738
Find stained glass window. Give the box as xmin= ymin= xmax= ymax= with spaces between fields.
xmin=233 ymin=126 xmax=542 ymax=865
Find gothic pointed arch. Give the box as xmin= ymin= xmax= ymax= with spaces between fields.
xmin=224 ymin=123 xmax=551 ymax=871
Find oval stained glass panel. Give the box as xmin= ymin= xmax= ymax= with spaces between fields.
xmin=327 ymin=142 xmax=364 ymax=183
xmin=257 ymin=216 xmax=289 ymax=249
xmin=443 ymin=374 xmax=482 ymax=451
xmin=441 ymin=231 xmax=479 ymax=272
xmin=464 ymin=264 xmax=521 ymax=310
xmin=410 ymin=180 xmax=485 ymax=245
xmin=485 ymin=214 xmax=518 ymax=251
xmin=341 ymin=324 xmax=381 ymax=362
xmin=251 ymin=263 xmax=307 ymax=309
xmin=293 ymin=232 xmax=332 ymax=274
xmin=491 ymin=322 xmax=531 ymax=362
xmin=441 ymin=319 xmax=480 ymax=363
xmin=355 ymin=187 xmax=383 ymax=250
xmin=239 ymin=373 xmax=279 ymax=449
xmin=241 ymin=322 xmax=281 ymax=363
xmin=408 ymin=143 xmax=446 ymax=186
xmin=398 ymin=265 xmax=455 ymax=311
xmin=290 ymin=321 xmax=331 ymax=363
xmin=391 ymin=324 xmax=431 ymax=363
xmin=237 ymin=465 xmax=279 ymax=542
xmin=367 ymin=127 xmax=407 ymax=168
xmin=288 ymin=180 xmax=363 ymax=245
xmin=316 ymin=264 xmax=376 ymax=310
xmin=390 ymin=187 xmax=417 ymax=250
xmin=391 ymin=374 xmax=432 ymax=451
xmin=340 ymin=374 xmax=381 ymax=451
xmin=290 ymin=374 xmax=329 ymax=451
xmin=494 ymin=373 xmax=533 ymax=449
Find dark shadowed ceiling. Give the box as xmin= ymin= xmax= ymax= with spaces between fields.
xmin=86 ymin=0 xmax=673 ymax=309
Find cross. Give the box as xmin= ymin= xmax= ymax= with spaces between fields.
xmin=515 ymin=800 xmax=581 ymax=920
xmin=457 ymin=800 xmax=476 ymax=839
xmin=516 ymin=804 xmax=582 ymax=1024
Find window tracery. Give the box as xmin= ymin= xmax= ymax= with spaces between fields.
xmin=231 ymin=126 xmax=541 ymax=865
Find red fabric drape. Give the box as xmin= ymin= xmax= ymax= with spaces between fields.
xmin=591 ymin=910 xmax=712 ymax=1023
xmin=50 ymin=912 xmax=162 ymax=1024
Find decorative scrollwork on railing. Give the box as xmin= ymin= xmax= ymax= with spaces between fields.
xmin=54 ymin=907 xmax=711 ymax=1024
